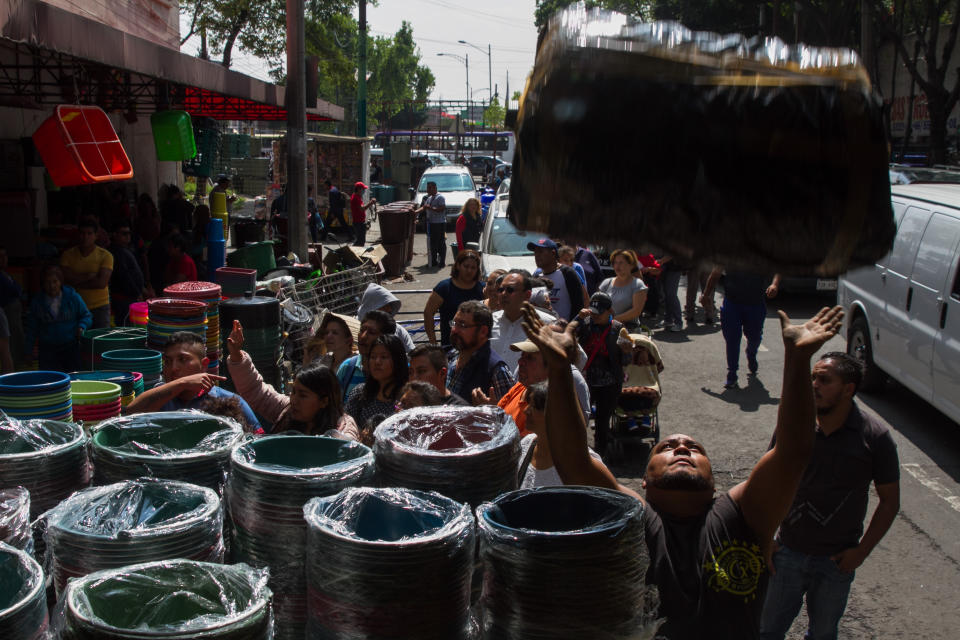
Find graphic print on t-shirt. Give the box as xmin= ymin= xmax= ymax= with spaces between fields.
xmin=702 ymin=538 xmax=765 ymax=603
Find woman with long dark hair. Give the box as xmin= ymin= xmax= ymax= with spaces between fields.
xmin=422 ymin=249 xmax=483 ymax=349
xmin=226 ymin=319 xmax=359 ymax=438
xmin=344 ymin=333 xmax=408 ymax=425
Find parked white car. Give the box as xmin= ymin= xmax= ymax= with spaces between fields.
xmin=413 ymin=165 xmax=477 ymax=226
xmin=838 ymin=183 xmax=960 ymax=424
xmin=479 ymin=178 xmax=549 ymax=276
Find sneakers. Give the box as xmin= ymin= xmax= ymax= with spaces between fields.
xmin=724 ymin=372 xmax=738 ymax=388
xmin=666 ymin=323 xmax=683 ymax=332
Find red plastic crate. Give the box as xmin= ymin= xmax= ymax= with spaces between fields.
xmin=32 ymin=105 xmax=134 ymax=187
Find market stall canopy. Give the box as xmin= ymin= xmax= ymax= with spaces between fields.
xmin=0 ymin=0 xmax=342 ymax=122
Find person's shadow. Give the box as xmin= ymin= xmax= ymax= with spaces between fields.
xmin=701 ymin=375 xmax=780 ymax=412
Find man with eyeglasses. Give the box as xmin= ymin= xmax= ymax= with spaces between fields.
xmin=490 ymin=270 xmax=555 ymax=372
xmin=107 ymin=220 xmax=146 ymax=326
xmin=446 ymin=300 xmax=514 ymax=404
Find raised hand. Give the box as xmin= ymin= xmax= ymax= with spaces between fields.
xmin=520 ymin=302 xmax=577 ymax=370
xmin=779 ymin=306 xmax=844 ymax=358
xmin=227 ymin=319 xmax=245 ymax=362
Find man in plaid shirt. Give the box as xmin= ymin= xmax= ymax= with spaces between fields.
xmin=446 ymin=301 xmax=514 ymax=403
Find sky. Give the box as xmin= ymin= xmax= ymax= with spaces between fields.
xmin=180 ymin=0 xmax=539 ymax=108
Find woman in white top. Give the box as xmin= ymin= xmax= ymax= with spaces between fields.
xmin=519 ymin=382 xmax=607 ymax=489
xmin=598 ymin=249 xmax=647 ymax=331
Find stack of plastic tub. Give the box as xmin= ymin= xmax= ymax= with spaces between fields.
xmin=0 ymin=418 xmax=89 ymax=522
xmin=219 ymin=294 xmax=281 ymax=391
xmin=227 ymin=435 xmax=376 ymax=640
xmin=304 ymin=487 xmax=476 ymax=640
xmin=131 ymin=372 xmax=144 ymax=398
xmin=70 ymin=381 xmax=121 ymax=426
xmin=0 ymin=371 xmax=73 ymax=423
xmin=70 ymin=372 xmax=137 ymax=408
xmin=58 ymin=560 xmax=273 ymax=640
xmin=146 ymin=298 xmax=207 ymax=352
xmin=43 ymin=479 xmax=224 ymax=595
xmin=80 ymin=328 xmax=147 ymax=370
xmin=215 ymin=267 xmax=257 ymax=298
xmin=99 ymin=349 xmax=162 ymax=390
xmin=127 ymin=302 xmax=148 ymax=327
xmin=90 ymin=411 xmax=244 ymax=491
xmin=374 ymin=406 xmax=521 ymax=507
xmin=164 ymin=282 xmax=224 ymax=376
xmin=0 ymin=488 xmax=31 ymax=553
xmin=0 ymin=542 xmax=48 ymax=640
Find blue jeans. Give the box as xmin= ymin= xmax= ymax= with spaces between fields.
xmin=661 ymin=269 xmax=683 ymax=327
xmin=720 ymin=299 xmax=766 ymax=373
xmin=759 ymin=546 xmax=856 ymax=640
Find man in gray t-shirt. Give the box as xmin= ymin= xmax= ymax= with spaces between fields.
xmin=760 ymin=352 xmax=900 ymax=640
xmin=415 ymin=181 xmax=447 ymax=267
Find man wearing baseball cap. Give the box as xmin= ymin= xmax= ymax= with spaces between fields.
xmin=351 ymin=181 xmax=377 ymax=247
xmin=528 ymin=238 xmax=587 ymax=322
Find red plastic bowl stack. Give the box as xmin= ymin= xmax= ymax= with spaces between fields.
xmin=146 ymin=298 xmax=208 ymax=353
xmin=163 ymin=282 xmax=224 ymax=376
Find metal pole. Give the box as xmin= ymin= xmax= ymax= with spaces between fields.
xmin=465 ymin=53 xmax=470 ymax=106
xmin=357 ymin=0 xmax=368 ymax=137
xmin=487 ymin=43 xmax=492 ymax=102
xmin=286 ymin=0 xmax=307 ymax=261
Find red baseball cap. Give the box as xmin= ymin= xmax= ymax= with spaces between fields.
xmin=355 ymin=181 xmax=368 ymax=190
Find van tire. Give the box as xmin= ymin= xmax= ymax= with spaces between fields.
xmin=847 ymin=317 xmax=886 ymax=392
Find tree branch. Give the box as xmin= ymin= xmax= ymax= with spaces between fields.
xmin=179 ymin=0 xmax=202 ymax=46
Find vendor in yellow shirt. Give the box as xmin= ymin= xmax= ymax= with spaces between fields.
xmin=60 ymin=217 xmax=113 ymax=329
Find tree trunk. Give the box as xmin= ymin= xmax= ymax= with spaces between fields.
xmin=200 ymin=25 xmax=208 ymax=60
xmin=220 ymin=12 xmax=249 ymax=70
xmin=928 ymin=96 xmax=950 ymax=165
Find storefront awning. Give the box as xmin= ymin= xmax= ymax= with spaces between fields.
xmin=0 ymin=0 xmax=342 ymax=122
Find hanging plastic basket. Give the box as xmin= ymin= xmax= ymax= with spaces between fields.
xmin=150 ymin=111 xmax=197 ymax=162
xmin=182 ymin=117 xmax=221 ymax=178
xmin=32 ymin=105 xmax=133 ymax=187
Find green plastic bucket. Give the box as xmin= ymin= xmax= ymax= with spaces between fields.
xmin=227 ymin=242 xmax=276 ymax=279
xmin=150 ymin=111 xmax=197 ymax=162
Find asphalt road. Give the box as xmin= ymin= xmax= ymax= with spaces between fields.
xmin=349 ymin=221 xmax=960 ymax=639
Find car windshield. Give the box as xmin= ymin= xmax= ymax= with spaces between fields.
xmin=488 ymin=214 xmax=548 ymax=256
xmin=497 ymin=178 xmax=511 ymax=196
xmin=418 ymin=174 xmax=474 ymax=192
xmin=889 ymin=165 xmax=960 ymax=185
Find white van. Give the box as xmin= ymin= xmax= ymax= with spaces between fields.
xmin=838 ymin=183 xmax=960 ymax=424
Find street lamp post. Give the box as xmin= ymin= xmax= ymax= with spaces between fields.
xmin=458 ymin=40 xmax=492 ymax=106
xmin=437 ymin=52 xmax=469 ymax=104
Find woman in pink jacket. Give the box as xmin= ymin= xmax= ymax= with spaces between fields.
xmin=226 ymin=320 xmax=359 ymax=439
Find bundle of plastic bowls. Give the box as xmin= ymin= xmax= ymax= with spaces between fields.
xmin=80 ymin=328 xmax=147 ymax=370
xmin=0 ymin=371 xmax=72 ymax=423
xmin=304 ymin=487 xmax=476 ymax=640
xmin=219 ymin=295 xmax=281 ymax=391
xmin=99 ymin=349 xmax=162 ymax=390
xmin=0 ymin=488 xmax=31 ymax=553
xmin=131 ymin=373 xmax=144 ymax=399
xmin=127 ymin=302 xmax=148 ymax=327
xmin=59 ymin=560 xmax=272 ymax=640
xmin=147 ymin=298 xmax=208 ymax=352
xmin=70 ymin=372 xmax=137 ymax=408
xmin=90 ymin=411 xmax=244 ymax=491
xmin=43 ymin=478 xmax=224 ymax=595
xmin=70 ymin=381 xmax=121 ymax=426
xmin=227 ymin=435 xmax=376 ymax=640
xmin=0 ymin=418 xmax=89 ymax=519
xmin=0 ymin=542 xmax=48 ymax=640
xmin=165 ymin=281 xmax=223 ymax=376
xmin=374 ymin=406 xmax=521 ymax=507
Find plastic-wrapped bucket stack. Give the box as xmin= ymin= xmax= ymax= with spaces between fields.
xmin=70 ymin=372 xmax=138 ymax=408
xmin=219 ymin=294 xmax=281 ymax=391
xmin=58 ymin=560 xmax=273 ymax=640
xmin=99 ymin=349 xmax=162 ymax=390
xmin=476 ymin=486 xmax=660 ymax=639
xmin=0 ymin=418 xmax=89 ymax=519
xmin=80 ymin=328 xmax=147 ymax=370
xmin=0 ymin=488 xmax=31 ymax=553
xmin=42 ymin=478 xmax=224 ymax=595
xmin=90 ymin=411 xmax=243 ymax=491
xmin=70 ymin=380 xmax=121 ymax=426
xmin=0 ymin=542 xmax=48 ymax=640
xmin=0 ymin=371 xmax=73 ymax=423
xmin=374 ymin=406 xmax=521 ymax=506
xmin=227 ymin=435 xmax=375 ymax=640
xmin=146 ymin=298 xmax=207 ymax=353
xmin=304 ymin=487 xmax=476 ymax=640
xmin=164 ymin=281 xmax=224 ymax=376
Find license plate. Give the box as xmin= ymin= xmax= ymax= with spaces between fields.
xmin=816 ymin=278 xmax=838 ymax=291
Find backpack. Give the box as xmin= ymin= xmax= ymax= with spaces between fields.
xmin=559 ymin=265 xmax=586 ymax=321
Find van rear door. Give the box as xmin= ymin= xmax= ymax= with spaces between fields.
xmin=901 ymin=212 xmax=960 ymax=401
xmin=932 ymin=232 xmax=960 ymax=423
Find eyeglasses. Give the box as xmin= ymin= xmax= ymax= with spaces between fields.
xmin=449 ymin=320 xmax=478 ymax=330
xmin=497 ymin=286 xmax=517 ymax=294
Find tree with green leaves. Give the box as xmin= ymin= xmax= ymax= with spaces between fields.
xmin=483 ymin=97 xmax=506 ymax=128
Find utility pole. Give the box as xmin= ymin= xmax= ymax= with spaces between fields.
xmin=357 ymin=0 xmax=367 ymax=137
xmin=286 ymin=0 xmax=307 ymax=260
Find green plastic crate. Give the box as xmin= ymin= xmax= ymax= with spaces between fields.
xmin=182 ymin=118 xmax=221 ymax=178
xmin=150 ymin=111 xmax=197 ymax=162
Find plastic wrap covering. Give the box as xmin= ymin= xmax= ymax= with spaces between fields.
xmin=227 ymin=435 xmax=375 ymax=640
xmin=90 ymin=411 xmax=244 ymax=491
xmin=0 ymin=487 xmax=31 ymax=553
xmin=0 ymin=542 xmax=48 ymax=640
xmin=0 ymin=418 xmax=89 ymax=518
xmin=374 ymin=405 xmax=521 ymax=507
xmin=476 ymin=486 xmax=661 ymax=640
xmin=43 ymin=478 xmax=225 ymax=595
xmin=507 ymin=5 xmax=895 ymax=276
xmin=303 ymin=487 xmax=475 ymax=640
xmin=57 ymin=559 xmax=272 ymax=639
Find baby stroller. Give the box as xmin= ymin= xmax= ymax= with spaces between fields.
xmin=608 ymin=332 xmax=663 ymax=460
